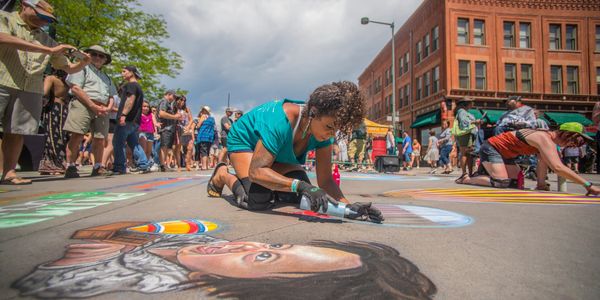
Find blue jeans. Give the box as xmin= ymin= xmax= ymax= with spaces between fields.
xmin=473 ymin=129 xmax=484 ymax=155
xmin=112 ymin=122 xmax=151 ymax=172
xmin=152 ymin=139 xmax=161 ymax=165
xmin=439 ymin=144 xmax=452 ymax=166
xmin=387 ymin=147 xmax=395 ymax=155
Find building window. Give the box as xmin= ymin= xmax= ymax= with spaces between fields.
xmin=416 ymin=41 xmax=422 ymax=63
xmin=549 ymin=24 xmax=561 ymax=50
xmin=404 ymin=84 xmax=410 ymax=106
xmin=384 ymin=69 xmax=389 ymax=87
xmin=474 ymin=19 xmax=485 ymax=45
xmin=416 ymin=76 xmax=422 ymax=100
xmin=565 ymin=25 xmax=577 ymax=50
xmin=399 ymin=56 xmax=404 ymax=75
xmin=423 ymin=33 xmax=430 ymax=58
xmin=475 ymin=62 xmax=487 ymax=90
xmin=398 ymin=87 xmax=403 ymax=108
xmin=458 ymin=18 xmax=469 ymax=44
xmin=521 ymin=64 xmax=533 ymax=92
xmin=566 ymin=66 xmax=579 ymax=94
xmin=505 ymin=63 xmax=516 ymax=92
xmin=596 ymin=67 xmax=600 ymax=94
xmin=459 ymin=60 xmax=470 ymax=89
xmin=424 ymin=72 xmax=431 ymax=98
xmin=432 ymin=26 xmax=439 ymax=51
xmin=433 ymin=66 xmax=440 ymax=93
xmin=519 ymin=22 xmax=531 ymax=48
xmin=404 ymin=53 xmax=409 ymax=73
xmin=596 ymin=26 xmax=600 ymax=52
xmin=503 ymin=21 xmax=515 ymax=47
xmin=551 ymin=66 xmax=562 ymax=93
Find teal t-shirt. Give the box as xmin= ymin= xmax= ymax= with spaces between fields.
xmin=227 ymin=99 xmax=333 ymax=165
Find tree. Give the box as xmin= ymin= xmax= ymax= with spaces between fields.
xmin=49 ymin=0 xmax=184 ymax=101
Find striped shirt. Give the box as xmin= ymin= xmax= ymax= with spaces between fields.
xmin=0 ymin=11 xmax=68 ymax=94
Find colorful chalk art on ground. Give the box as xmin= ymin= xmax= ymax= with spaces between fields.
xmin=307 ymin=172 xmax=439 ymax=182
xmin=12 ymin=221 xmax=437 ymax=299
xmin=128 ymin=219 xmax=219 ymax=234
xmin=0 ymin=192 xmax=146 ymax=228
xmin=385 ymin=188 xmax=600 ymax=205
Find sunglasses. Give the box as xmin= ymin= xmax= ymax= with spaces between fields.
xmin=35 ymin=11 xmax=55 ymax=23
xmin=90 ymin=52 xmax=106 ymax=59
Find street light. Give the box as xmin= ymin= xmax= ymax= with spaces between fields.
xmin=361 ymin=17 xmax=396 ymax=134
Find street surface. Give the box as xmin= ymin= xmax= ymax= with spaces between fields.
xmin=1 ymin=167 xmax=599 ymax=299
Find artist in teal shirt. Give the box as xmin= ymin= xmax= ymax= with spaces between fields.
xmin=206 ymin=81 xmax=383 ymax=223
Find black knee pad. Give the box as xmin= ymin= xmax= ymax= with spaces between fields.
xmin=490 ymin=177 xmax=511 ymax=188
xmin=276 ymin=170 xmax=311 ymax=204
xmin=236 ymin=177 xmax=274 ymax=211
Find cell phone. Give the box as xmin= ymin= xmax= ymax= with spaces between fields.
xmin=66 ymin=49 xmax=87 ymax=60
xmin=481 ymin=111 xmax=487 ymax=119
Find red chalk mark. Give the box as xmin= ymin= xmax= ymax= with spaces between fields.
xmin=147 ymin=224 xmax=157 ymax=233
xmin=184 ymin=219 xmax=199 ymax=233
xmin=133 ymin=179 xmax=182 ymax=189
xmin=292 ymin=210 xmax=332 ymax=219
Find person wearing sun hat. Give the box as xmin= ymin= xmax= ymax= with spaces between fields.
xmin=459 ymin=121 xmax=600 ymax=195
xmin=63 ymin=44 xmax=117 ymax=178
xmin=0 ymin=0 xmax=91 ymax=185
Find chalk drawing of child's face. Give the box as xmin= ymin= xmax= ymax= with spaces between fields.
xmin=150 ymin=241 xmax=362 ymax=278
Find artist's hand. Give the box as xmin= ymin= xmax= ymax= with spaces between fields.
xmin=586 ymin=185 xmax=600 ymax=197
xmin=347 ymin=202 xmax=384 ymax=223
xmin=297 ymin=181 xmax=338 ymax=213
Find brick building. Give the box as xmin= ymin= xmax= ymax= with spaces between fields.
xmin=358 ymin=0 xmax=600 ymax=144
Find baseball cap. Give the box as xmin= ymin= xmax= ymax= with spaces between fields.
xmin=23 ymin=0 xmax=56 ymax=23
xmin=123 ymin=65 xmax=142 ymax=79
xmin=559 ymin=122 xmax=593 ymax=141
xmin=165 ymin=89 xmax=176 ymax=95
xmin=225 ymin=107 xmax=233 ymax=112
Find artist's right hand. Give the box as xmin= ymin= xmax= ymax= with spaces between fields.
xmin=296 ymin=181 xmax=338 ymax=213
xmin=586 ymin=185 xmax=600 ymax=196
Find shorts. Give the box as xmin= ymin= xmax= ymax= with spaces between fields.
xmin=221 ymin=136 xmax=228 ymax=149
xmin=348 ymin=139 xmax=365 ymax=160
xmin=139 ymin=131 xmax=155 ymax=141
xmin=403 ymin=152 xmax=412 ymax=162
xmin=480 ymin=141 xmax=515 ymax=164
xmin=160 ymin=126 xmax=176 ymax=148
xmin=210 ymin=145 xmax=219 ymax=156
xmin=80 ymin=143 xmax=92 ymax=153
xmin=563 ymin=156 xmax=579 ymax=164
xmin=180 ymin=134 xmax=192 ymax=145
xmin=0 ymin=85 xmax=43 ymax=135
xmin=63 ymin=100 xmax=109 ymax=139
xmin=455 ymin=134 xmax=473 ymax=148
xmin=108 ymin=119 xmax=117 ymax=134
xmin=198 ymin=141 xmax=211 ymax=157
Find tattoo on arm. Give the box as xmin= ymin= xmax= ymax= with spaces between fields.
xmin=249 ymin=140 xmax=294 ymax=191
xmin=121 ymin=95 xmax=135 ymax=115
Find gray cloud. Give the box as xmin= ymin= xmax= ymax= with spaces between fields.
xmin=140 ymin=0 xmax=421 ymax=116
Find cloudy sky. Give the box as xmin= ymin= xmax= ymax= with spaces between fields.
xmin=141 ymin=0 xmax=422 ymax=117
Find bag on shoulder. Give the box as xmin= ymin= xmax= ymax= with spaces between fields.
xmin=451 ymin=120 xmax=473 ymax=137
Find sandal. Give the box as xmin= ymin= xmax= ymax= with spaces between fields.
xmin=455 ymin=173 xmax=468 ymax=184
xmin=535 ymin=183 xmax=551 ymax=191
xmin=207 ymin=162 xmax=227 ymax=197
xmin=1 ymin=176 xmax=32 ymax=185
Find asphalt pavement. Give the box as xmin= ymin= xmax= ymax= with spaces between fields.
xmin=1 ymin=166 xmax=599 ymax=300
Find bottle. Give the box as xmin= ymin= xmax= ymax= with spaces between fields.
xmin=299 ymin=196 xmax=357 ymax=219
xmin=517 ymin=170 xmax=525 ymax=190
xmin=332 ymin=164 xmax=341 ymax=186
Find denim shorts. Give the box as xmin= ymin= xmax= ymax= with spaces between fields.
xmin=480 ymin=141 xmax=515 ymax=164
xmin=138 ymin=132 xmax=154 ymax=141
xmin=403 ymin=152 xmax=412 ymax=162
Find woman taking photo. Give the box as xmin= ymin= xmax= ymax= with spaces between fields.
xmin=459 ymin=122 xmax=600 ymax=196
xmin=206 ymin=81 xmax=383 ymax=223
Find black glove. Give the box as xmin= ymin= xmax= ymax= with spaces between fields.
xmin=296 ymin=181 xmax=338 ymax=213
xmin=347 ymin=202 xmax=384 ymax=223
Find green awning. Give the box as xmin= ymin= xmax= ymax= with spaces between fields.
xmin=543 ymin=112 xmax=593 ymax=126
xmin=411 ymin=110 xmax=440 ymax=128
xmin=468 ymin=109 xmax=483 ymax=120
xmin=481 ymin=109 xmax=506 ymax=124
xmin=586 ymin=132 xmax=596 ymax=138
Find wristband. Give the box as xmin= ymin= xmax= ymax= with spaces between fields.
xmin=291 ymin=179 xmax=300 ymax=193
xmin=584 ymin=181 xmax=592 ymax=189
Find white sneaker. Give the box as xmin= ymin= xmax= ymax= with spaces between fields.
xmin=150 ymin=164 xmax=159 ymax=172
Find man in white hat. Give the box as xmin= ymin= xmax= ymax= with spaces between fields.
xmin=0 ymin=0 xmax=90 ymax=185
xmin=63 ymin=45 xmax=117 ymax=178
xmin=195 ymin=106 xmax=215 ymax=170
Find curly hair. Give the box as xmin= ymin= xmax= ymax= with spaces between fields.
xmin=304 ymin=81 xmax=366 ymax=137
xmin=186 ymin=240 xmax=437 ymax=300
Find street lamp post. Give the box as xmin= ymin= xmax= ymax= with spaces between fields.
xmin=361 ymin=17 xmax=396 ymax=134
